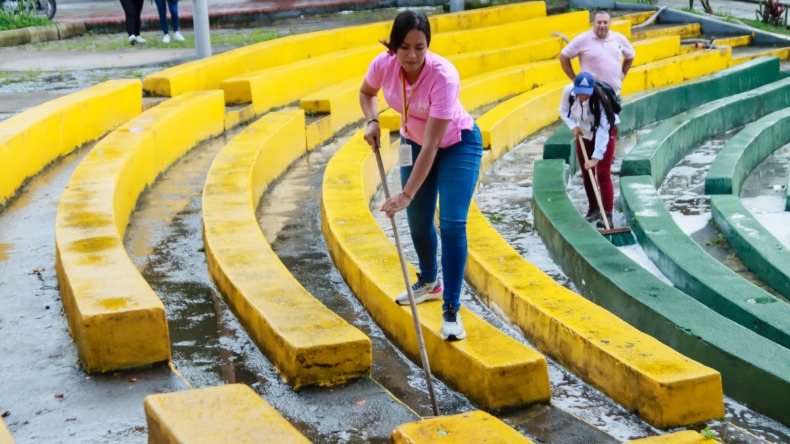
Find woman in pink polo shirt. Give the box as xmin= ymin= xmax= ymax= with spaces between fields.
xmin=359 ymin=10 xmax=482 ymax=341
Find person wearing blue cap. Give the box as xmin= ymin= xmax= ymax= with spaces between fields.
xmin=559 ymin=71 xmax=620 ymax=224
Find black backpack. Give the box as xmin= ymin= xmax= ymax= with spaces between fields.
xmin=567 ymin=80 xmax=621 ymax=116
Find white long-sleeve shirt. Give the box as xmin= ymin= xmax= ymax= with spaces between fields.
xmin=558 ymin=83 xmax=620 ymax=160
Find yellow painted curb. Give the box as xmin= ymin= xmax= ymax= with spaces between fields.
xmin=144 ymin=384 xmax=312 ymax=444
xmin=321 ymin=130 xmax=550 ymax=411
xmin=712 ymin=35 xmax=752 ymax=48
xmin=626 ymin=430 xmax=717 ymax=443
xmin=221 ymin=45 xmax=382 ymax=111
xmin=0 ymin=419 xmax=14 ymax=444
xmin=633 ymin=23 xmax=701 ymax=41
xmin=729 ymin=47 xmax=790 ymax=66
xmin=0 ymin=79 xmax=140 ymax=205
xmin=431 ymin=11 xmax=589 ymax=56
xmin=54 ymin=91 xmax=225 ymax=372
xmin=633 ymin=36 xmax=681 ymax=66
xmin=203 ymin=110 xmax=371 ymax=388
xmin=460 ymin=60 xmax=566 ymax=113
xmin=623 ymin=48 xmax=732 ymax=96
xmin=143 ymin=1 xmax=545 ymax=97
xmin=477 ymin=81 xmax=567 ymax=157
xmin=619 ymin=11 xmax=658 ymax=26
xmin=466 ymin=204 xmax=724 ymax=428
xmin=391 ymin=410 xmax=534 ymax=443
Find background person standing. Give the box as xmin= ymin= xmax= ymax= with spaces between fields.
xmin=559 ymin=10 xmax=635 ymax=95
xmin=120 ymin=0 xmax=145 ymax=45
xmin=155 ymin=0 xmax=184 ymax=43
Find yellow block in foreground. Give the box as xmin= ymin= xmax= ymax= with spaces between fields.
xmin=626 ymin=430 xmax=717 ymax=443
xmin=0 ymin=79 xmax=140 ymax=205
xmin=321 ymin=130 xmax=550 ymax=410
xmin=391 ymin=411 xmax=533 ymax=444
xmin=144 ymin=384 xmax=311 ymax=444
xmin=203 ymin=110 xmax=371 ymax=388
xmin=55 ymin=91 xmax=225 ymax=372
xmin=0 ymin=420 xmax=13 ymax=444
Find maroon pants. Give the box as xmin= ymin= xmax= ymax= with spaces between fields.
xmin=575 ymin=127 xmax=617 ymax=213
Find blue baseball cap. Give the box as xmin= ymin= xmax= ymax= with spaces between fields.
xmin=574 ymin=72 xmax=595 ymax=96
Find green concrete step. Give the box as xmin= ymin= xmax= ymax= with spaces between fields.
xmin=620 ymin=175 xmax=790 ymax=349
xmin=531 ymin=159 xmax=790 ymax=425
xmin=620 ymin=76 xmax=790 ymax=186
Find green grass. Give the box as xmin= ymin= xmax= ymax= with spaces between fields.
xmin=0 ymin=10 xmax=51 ymax=30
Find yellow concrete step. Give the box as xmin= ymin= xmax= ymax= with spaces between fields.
xmin=0 ymin=419 xmax=14 ymax=444
xmin=143 ymin=1 xmax=546 ymax=97
xmin=202 ymin=110 xmax=372 ymax=388
xmin=144 ymin=384 xmax=312 ymax=443
xmin=391 ymin=410 xmax=534 ymax=444
xmin=321 ymin=129 xmax=550 ymax=411
xmin=626 ymin=430 xmax=717 ymax=443
xmin=633 ymin=23 xmax=701 ymax=41
xmin=0 ymin=79 xmax=140 ymax=206
xmin=54 ymin=91 xmax=225 ymax=372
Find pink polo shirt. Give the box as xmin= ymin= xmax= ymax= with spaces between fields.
xmin=560 ymin=30 xmax=636 ymax=94
xmin=365 ymin=50 xmax=474 ymax=148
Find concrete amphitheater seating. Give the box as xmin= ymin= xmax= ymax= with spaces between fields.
xmin=619 ymin=77 xmax=790 ymax=349
xmin=533 ymin=58 xmax=790 ymax=424
xmin=54 ymin=91 xmax=225 ymax=372
xmin=705 ymin=108 xmax=790 ymax=299
xmin=202 ymin=110 xmax=372 ymax=388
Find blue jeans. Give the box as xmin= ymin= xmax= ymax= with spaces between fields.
xmin=154 ymin=0 xmax=179 ymax=34
xmin=400 ymin=124 xmax=483 ymax=313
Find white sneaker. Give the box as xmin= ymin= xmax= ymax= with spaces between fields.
xmin=441 ymin=310 xmax=466 ymax=341
xmin=173 ymin=31 xmax=185 ymax=41
xmin=135 ymin=35 xmax=146 ymax=43
xmin=128 ymin=35 xmax=136 ymax=45
xmin=395 ymin=273 xmax=442 ymax=305
xmin=162 ymin=34 xmax=171 ymax=43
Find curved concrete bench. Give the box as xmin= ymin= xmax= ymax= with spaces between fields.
xmin=632 ymin=23 xmax=701 ymax=41
xmin=143 ymin=1 xmax=546 ymax=97
xmin=221 ymin=11 xmax=591 ymax=113
xmin=704 ymin=109 xmax=790 ymax=299
xmin=531 ymin=159 xmax=790 ymax=425
xmin=544 ymin=57 xmax=780 ymax=165
xmin=321 ymin=130 xmax=550 ymax=411
xmin=55 ymin=91 xmax=225 ymax=372
xmin=465 ymin=202 xmax=723 ymax=428
xmin=144 ymin=384 xmax=312 ymax=443
xmin=202 ymin=110 xmax=372 ymax=388
xmin=621 ymin=76 xmax=790 ymax=187
xmin=391 ymin=410 xmax=533 ymax=444
xmin=621 ymin=176 xmax=790 ymax=348
xmin=706 ymin=108 xmax=790 ymax=196
xmin=618 ymin=78 xmax=790 ymax=348
xmin=0 ymin=80 xmax=140 ymax=206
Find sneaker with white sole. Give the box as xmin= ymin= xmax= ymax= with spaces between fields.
xmin=162 ymin=34 xmax=171 ymax=43
xmin=441 ymin=310 xmax=466 ymax=341
xmin=128 ymin=35 xmax=136 ymax=45
xmin=173 ymin=31 xmax=185 ymax=41
xmin=135 ymin=35 xmax=146 ymax=43
xmin=584 ymin=208 xmax=601 ymax=222
xmin=395 ymin=273 xmax=442 ymax=305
